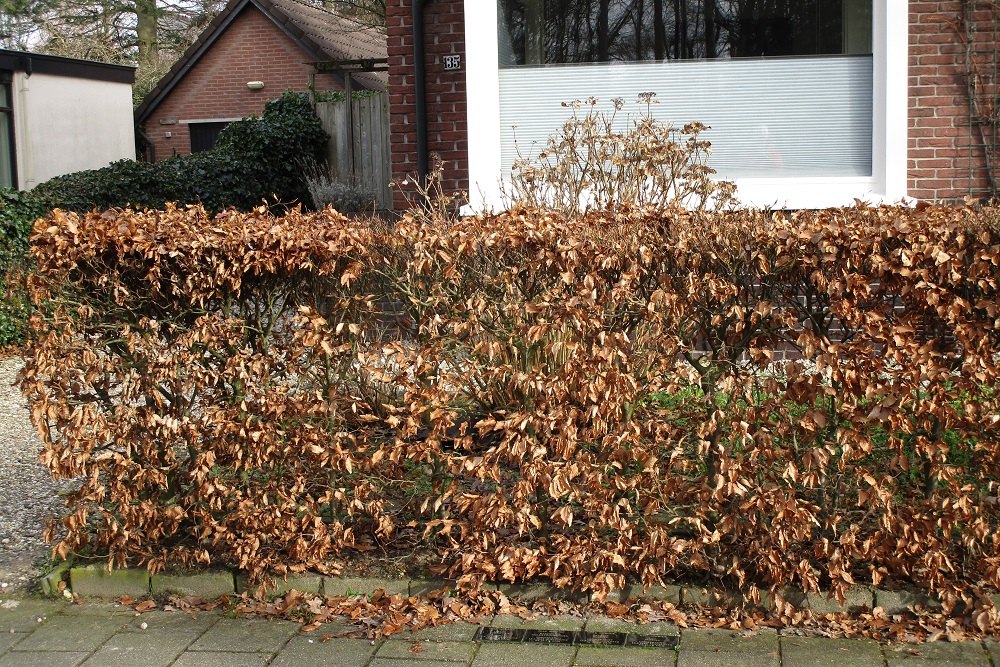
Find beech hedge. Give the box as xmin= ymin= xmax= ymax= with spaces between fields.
xmin=21 ymin=202 xmax=1000 ymax=612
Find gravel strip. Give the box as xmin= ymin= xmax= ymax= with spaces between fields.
xmin=0 ymin=355 xmax=67 ymax=592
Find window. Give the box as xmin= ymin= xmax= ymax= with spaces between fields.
xmin=491 ymin=0 xmax=879 ymax=185
xmin=498 ymin=0 xmax=873 ymax=66
xmin=189 ymin=121 xmax=230 ymax=153
xmin=0 ymin=72 xmax=15 ymax=189
xmin=465 ymin=0 xmax=907 ymax=211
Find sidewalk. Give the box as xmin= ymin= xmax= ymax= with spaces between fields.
xmin=2 ymin=597 xmax=998 ymax=667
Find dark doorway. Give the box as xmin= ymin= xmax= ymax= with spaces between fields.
xmin=189 ymin=121 xmax=230 ymax=153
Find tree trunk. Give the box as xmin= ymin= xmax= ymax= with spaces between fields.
xmin=634 ymin=0 xmax=643 ymax=60
xmin=680 ymin=0 xmax=689 ymax=58
xmin=524 ymin=0 xmax=544 ymax=64
xmin=135 ymin=0 xmax=158 ymax=70
xmin=653 ymin=0 xmax=666 ymax=59
xmin=598 ymin=0 xmax=610 ymax=61
xmin=704 ymin=0 xmax=716 ymax=58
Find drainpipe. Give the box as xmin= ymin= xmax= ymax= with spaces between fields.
xmin=412 ymin=0 xmax=431 ymax=184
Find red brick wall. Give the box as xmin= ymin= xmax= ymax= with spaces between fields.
xmin=908 ymin=2 xmax=994 ymax=201
xmin=142 ymin=6 xmax=338 ymax=161
xmin=386 ymin=0 xmax=468 ymax=210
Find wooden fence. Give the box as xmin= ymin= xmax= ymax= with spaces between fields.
xmin=315 ymin=94 xmax=392 ymax=210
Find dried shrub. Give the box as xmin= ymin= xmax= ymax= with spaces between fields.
xmin=507 ymin=95 xmax=737 ymax=217
xmin=21 ymin=202 xmax=1000 ymax=614
xmin=303 ymin=163 xmax=378 ymax=214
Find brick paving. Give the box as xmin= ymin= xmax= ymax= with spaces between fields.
xmin=1 ymin=597 xmax=996 ymax=666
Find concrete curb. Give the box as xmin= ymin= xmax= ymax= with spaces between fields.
xmin=57 ymin=565 xmax=949 ymax=615
xmin=38 ymin=561 xmax=73 ymax=597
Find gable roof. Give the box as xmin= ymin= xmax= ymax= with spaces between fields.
xmin=135 ymin=0 xmax=386 ymax=124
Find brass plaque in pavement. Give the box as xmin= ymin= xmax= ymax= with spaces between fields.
xmin=475 ymin=626 xmax=679 ymax=649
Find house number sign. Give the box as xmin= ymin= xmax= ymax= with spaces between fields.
xmin=443 ymin=55 xmax=462 ymax=70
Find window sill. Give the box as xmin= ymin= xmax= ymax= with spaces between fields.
xmin=732 ymin=176 xmax=910 ymax=210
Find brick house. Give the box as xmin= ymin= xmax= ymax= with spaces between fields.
xmin=387 ymin=1 xmax=998 ymax=210
xmin=136 ymin=0 xmax=386 ymax=161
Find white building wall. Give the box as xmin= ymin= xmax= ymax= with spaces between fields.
xmin=13 ymin=71 xmax=135 ymax=189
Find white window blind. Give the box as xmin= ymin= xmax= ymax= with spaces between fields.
xmin=498 ymin=55 xmax=873 ymax=180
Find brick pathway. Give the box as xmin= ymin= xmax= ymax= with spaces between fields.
xmin=2 ymin=598 xmax=999 ymax=666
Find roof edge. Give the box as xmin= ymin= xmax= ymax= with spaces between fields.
xmin=0 ymin=49 xmax=135 ymax=84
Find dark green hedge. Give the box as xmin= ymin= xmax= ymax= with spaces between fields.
xmin=33 ymin=92 xmax=328 ymax=213
xmin=0 ymin=188 xmax=49 ymax=271
xmin=0 ymin=188 xmax=49 ymax=346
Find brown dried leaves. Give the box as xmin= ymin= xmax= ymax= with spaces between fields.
xmin=20 ymin=202 xmax=1000 ymax=616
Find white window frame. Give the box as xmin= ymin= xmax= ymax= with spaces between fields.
xmin=464 ymin=0 xmax=908 ymax=212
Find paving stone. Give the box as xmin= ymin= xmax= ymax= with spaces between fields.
xmin=150 ymin=571 xmax=234 ymax=599
xmin=0 ymin=652 xmax=89 ymax=667
xmin=687 ymin=587 xmax=771 ymax=609
xmin=298 ymin=618 xmax=363 ymax=637
xmin=575 ymin=646 xmax=678 ymax=667
xmin=370 ymin=660 xmax=468 ymax=667
xmin=490 ymin=614 xmax=585 ymax=631
xmin=0 ymin=599 xmax=61 ymax=632
xmin=773 ymin=587 xmax=807 ymax=609
xmin=120 ymin=609 xmax=220 ymax=635
xmin=471 ymin=642 xmax=575 ymax=667
xmin=884 ymin=641 xmax=989 ymax=666
xmin=987 ymin=641 xmax=1000 ymax=665
xmin=377 ymin=638 xmax=476 ymax=662
xmin=70 ymin=566 xmax=150 ymax=599
xmin=748 ymin=589 xmax=774 ymax=609
xmin=496 ymin=583 xmax=588 ymax=604
xmin=678 ymin=627 xmax=778 ymax=654
xmin=676 ymin=651 xmax=778 ymax=667
xmin=57 ymin=602 xmax=136 ymax=617
xmin=781 ymin=636 xmax=884 ymax=667
xmin=270 ymin=636 xmax=376 ymax=667
xmin=681 ymin=586 xmax=737 ymax=607
xmin=188 ymin=617 xmax=298 ymax=653
xmin=80 ymin=630 xmax=193 ymax=667
xmin=806 ymin=588 xmax=874 ymax=615
xmin=410 ymin=579 xmax=453 ymax=597
xmin=0 ymin=633 xmax=27 ymax=654
xmin=681 ymin=586 xmax=710 ymax=606
xmin=408 ymin=622 xmax=481 ymax=641
xmin=172 ymin=652 xmax=270 ymax=667
xmin=270 ymin=573 xmax=324 ymax=597
xmin=323 ymin=577 xmax=409 ymax=598
xmin=875 ymin=589 xmax=942 ymax=614
xmin=583 ymin=617 xmax=679 ymax=637
xmin=39 ymin=562 xmax=73 ymax=597
xmin=608 ymin=584 xmax=680 ymax=605
xmin=235 ymin=573 xmax=323 ymax=598
xmin=10 ymin=614 xmax=129 ymax=652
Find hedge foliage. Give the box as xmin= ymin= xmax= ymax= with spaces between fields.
xmin=0 ymin=189 xmax=49 ymax=270
xmin=32 ymin=92 xmax=327 ymax=213
xmin=21 ymin=202 xmax=1000 ymax=613
xmin=0 ymin=189 xmax=51 ymax=346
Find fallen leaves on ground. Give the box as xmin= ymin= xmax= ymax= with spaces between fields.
xmin=109 ymin=586 xmax=1000 ymax=644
